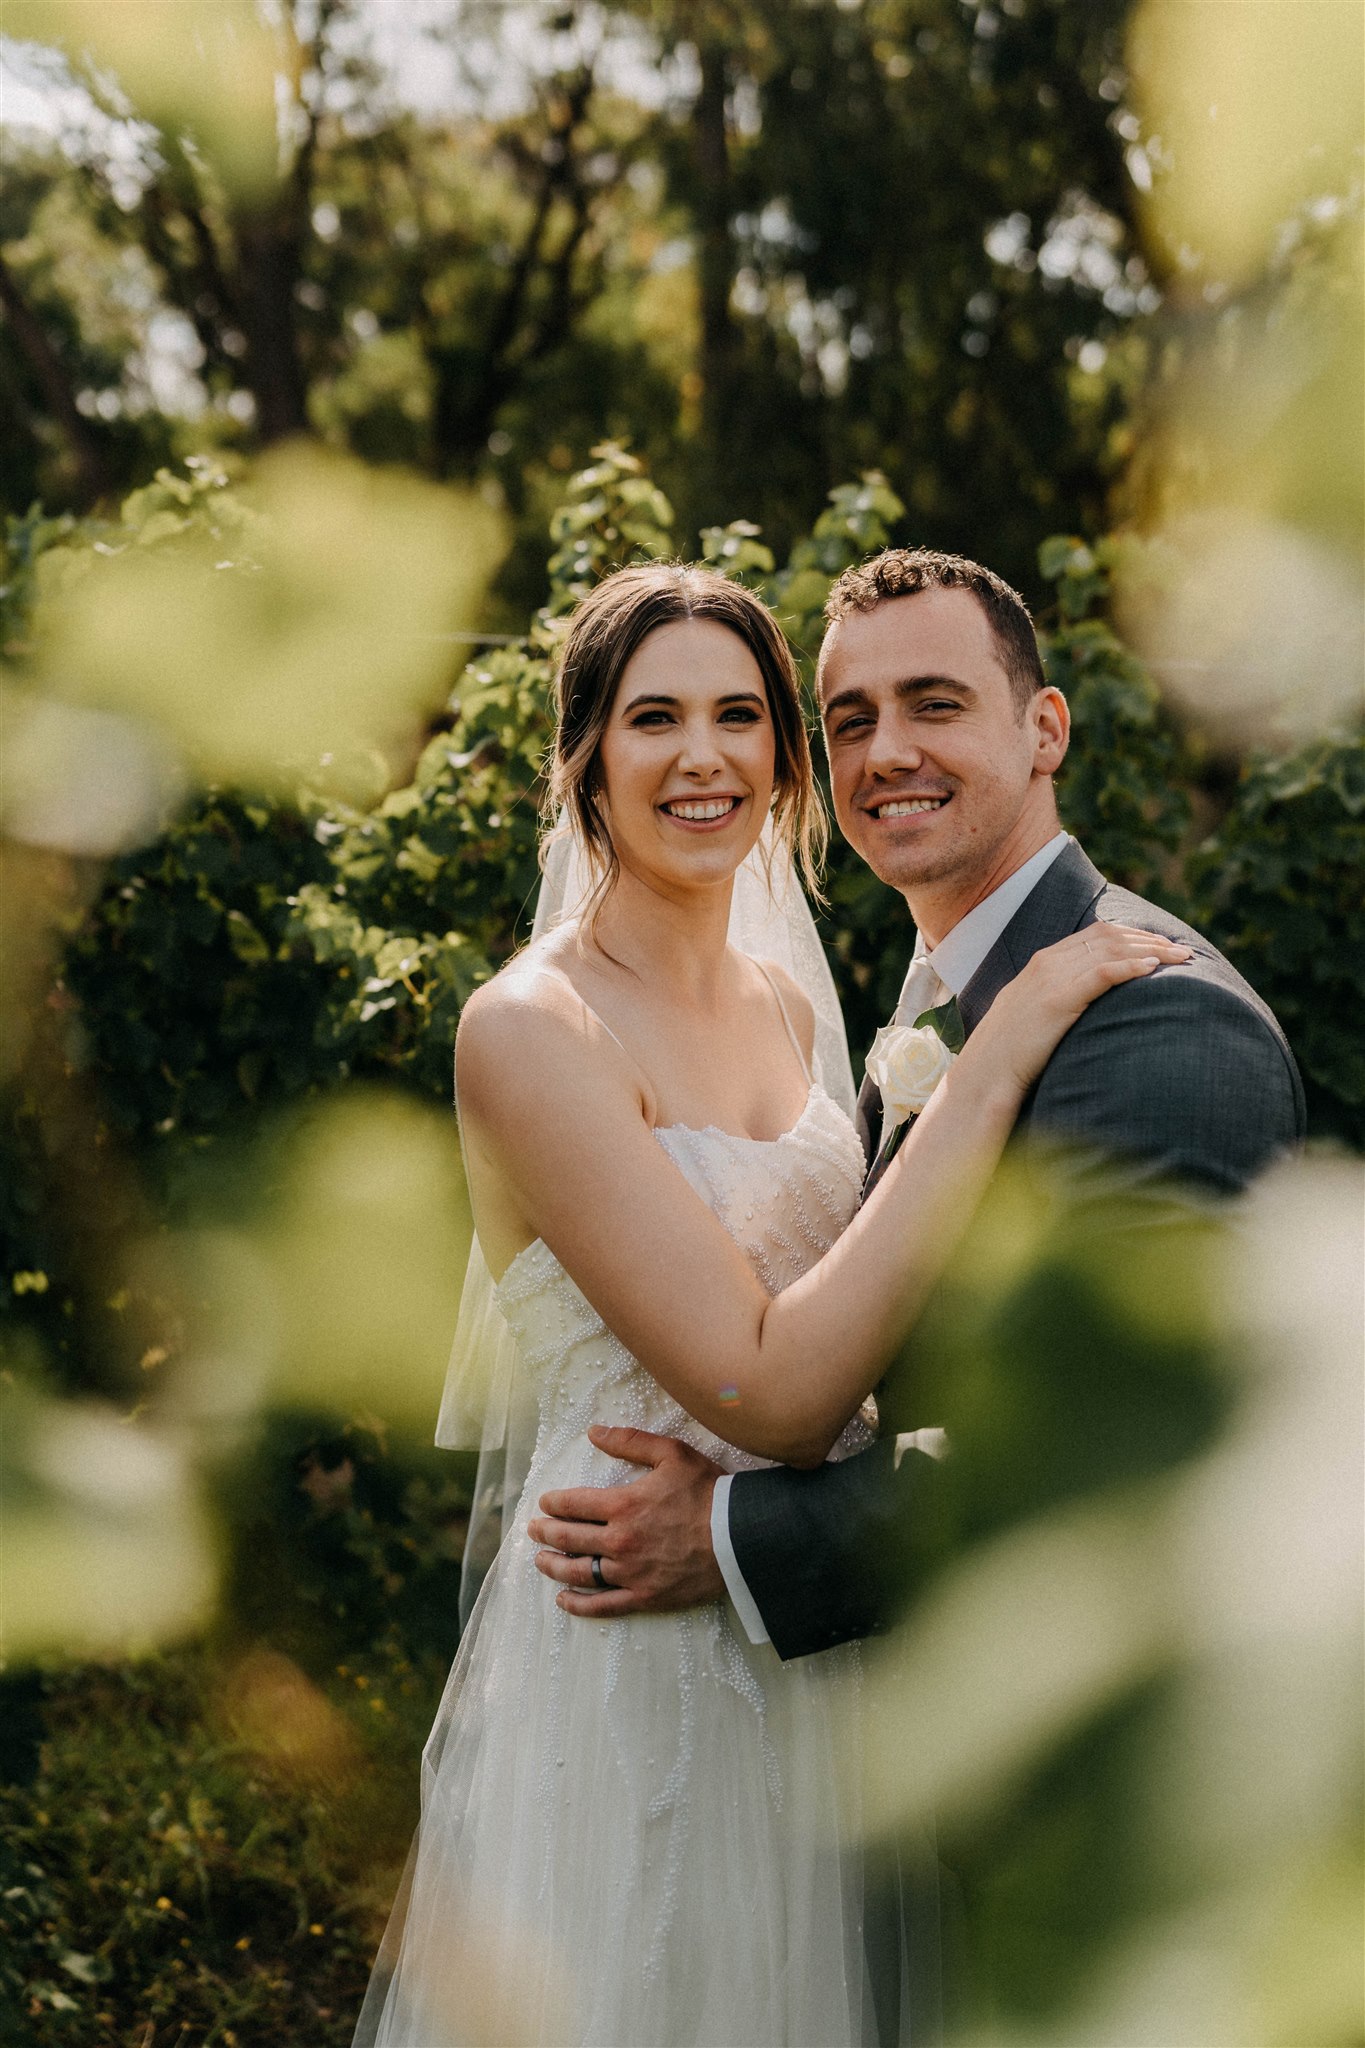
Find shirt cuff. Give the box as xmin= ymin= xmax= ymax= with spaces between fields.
xmin=710 ymin=1472 xmax=771 ymax=1646
xmin=893 ymin=1426 xmax=949 ymax=1468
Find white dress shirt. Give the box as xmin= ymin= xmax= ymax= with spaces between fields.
xmin=712 ymin=832 xmax=1072 ymax=1645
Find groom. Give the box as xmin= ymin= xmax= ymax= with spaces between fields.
xmin=527 ymin=548 xmax=1304 ymax=1650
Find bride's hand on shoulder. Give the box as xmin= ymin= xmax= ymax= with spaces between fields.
xmin=966 ymin=925 xmax=1194 ymax=1099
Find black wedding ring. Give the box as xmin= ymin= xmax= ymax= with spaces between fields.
xmin=590 ymin=1555 xmax=609 ymax=1592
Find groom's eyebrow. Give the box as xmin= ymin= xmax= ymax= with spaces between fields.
xmin=821 ymin=676 xmax=976 ymax=722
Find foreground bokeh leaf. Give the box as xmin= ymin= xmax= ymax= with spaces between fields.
xmin=177 ymin=1088 xmax=473 ymax=1434
xmin=34 ymin=445 xmax=504 ymax=793
xmin=6 ymin=0 xmax=283 ymax=200
xmin=1129 ymin=0 xmax=1363 ymax=286
xmin=2 ymin=1390 xmax=218 ymax=1661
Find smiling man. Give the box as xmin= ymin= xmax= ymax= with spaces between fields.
xmin=819 ymin=555 xmax=1069 ymax=951
xmin=529 ymin=543 xmax=1304 ymax=1650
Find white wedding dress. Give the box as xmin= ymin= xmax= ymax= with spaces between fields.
xmin=353 ymin=1075 xmax=875 ymax=2048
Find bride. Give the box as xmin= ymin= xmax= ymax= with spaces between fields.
xmin=353 ymin=563 xmax=1187 ymax=2048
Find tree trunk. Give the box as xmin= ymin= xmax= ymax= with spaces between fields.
xmin=429 ymin=64 xmax=598 ymax=477
xmin=0 ymin=251 xmax=114 ymax=506
xmin=235 ymin=213 xmax=311 ymax=443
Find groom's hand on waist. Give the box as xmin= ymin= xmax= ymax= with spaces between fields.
xmin=528 ymin=1427 xmax=726 ymax=1618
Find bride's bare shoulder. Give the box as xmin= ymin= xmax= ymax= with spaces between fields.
xmin=458 ymin=938 xmax=575 ymax=1048
xmin=456 ymin=936 xmax=625 ymax=1115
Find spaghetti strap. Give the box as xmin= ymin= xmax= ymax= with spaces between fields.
xmin=752 ymin=958 xmax=813 ymax=1082
xmin=539 ymin=963 xmax=632 ymax=1059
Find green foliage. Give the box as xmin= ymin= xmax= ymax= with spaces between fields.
xmin=0 ymin=1654 xmax=392 ymax=2047
xmin=1037 ymin=534 xmax=1191 ymax=902
xmin=544 ymin=442 xmax=676 ymax=613
xmin=6 ymin=0 xmax=1150 ymax=601
xmin=765 ymin=471 xmax=908 ymax=657
xmin=0 ymin=1412 xmax=471 ymax=2043
xmin=0 ymin=503 xmax=80 ymax=652
xmin=6 ymin=456 xmax=259 ymax=639
xmin=1188 ymin=733 xmax=1365 ymax=1146
xmin=63 ymin=794 xmax=333 ymax=1144
xmin=218 ymin=1412 xmax=473 ymax=1680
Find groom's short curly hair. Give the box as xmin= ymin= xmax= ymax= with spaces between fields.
xmin=824 ymin=549 xmax=1046 ymax=712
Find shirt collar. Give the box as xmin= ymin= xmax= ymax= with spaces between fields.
xmin=917 ymin=833 xmax=1072 ymax=996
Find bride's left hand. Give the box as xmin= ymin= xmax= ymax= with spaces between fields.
xmin=529 ymin=1426 xmax=727 ymax=1617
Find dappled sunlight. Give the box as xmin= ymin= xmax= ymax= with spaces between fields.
xmin=863 ymin=1491 xmax=1170 ymax=1832
xmin=1117 ymin=0 xmax=1363 ymax=750
xmin=223 ymin=1087 xmax=473 ymax=1428
xmin=220 ymin=1646 xmax=362 ymax=1789
xmin=1129 ymin=0 xmax=1362 ymax=288
xmin=1117 ymin=509 xmax=1364 ymax=748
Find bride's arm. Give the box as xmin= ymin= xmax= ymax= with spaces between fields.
xmin=456 ymin=926 xmax=1190 ymax=1466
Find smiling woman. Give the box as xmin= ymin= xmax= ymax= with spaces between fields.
xmin=548 ymin=562 xmax=826 ymax=927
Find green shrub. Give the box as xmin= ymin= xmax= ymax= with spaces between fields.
xmin=1188 ymin=734 xmax=1365 ymax=1147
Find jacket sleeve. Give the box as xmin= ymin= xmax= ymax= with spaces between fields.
xmin=725 ymin=1440 xmax=944 ymax=1662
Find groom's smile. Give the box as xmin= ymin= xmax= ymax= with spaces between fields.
xmin=868 ymin=792 xmax=952 ymax=819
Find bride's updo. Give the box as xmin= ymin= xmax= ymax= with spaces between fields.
xmin=548 ymin=562 xmax=826 ymax=898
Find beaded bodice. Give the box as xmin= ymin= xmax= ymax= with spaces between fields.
xmin=492 ymin=1082 xmax=871 ymax=1479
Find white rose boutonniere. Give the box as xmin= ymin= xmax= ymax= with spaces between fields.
xmin=865 ymin=997 xmax=965 ymax=1159
xmin=865 ymin=1022 xmax=956 ymax=1124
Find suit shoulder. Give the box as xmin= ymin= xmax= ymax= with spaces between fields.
xmin=1050 ymin=958 xmax=1295 ymax=1087
xmin=1090 ymin=882 xmax=1216 ymax=957
xmin=1030 ymin=961 xmax=1304 ymax=1188
xmin=1089 ymin=885 xmax=1290 ymax=1049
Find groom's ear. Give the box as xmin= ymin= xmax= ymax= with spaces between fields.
xmin=1031 ymin=686 xmax=1070 ymax=776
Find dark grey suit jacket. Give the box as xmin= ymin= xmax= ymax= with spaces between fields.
xmin=727 ymin=839 xmax=1305 ymax=1661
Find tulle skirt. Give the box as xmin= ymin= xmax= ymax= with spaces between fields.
xmin=353 ymin=1489 xmax=867 ymax=2047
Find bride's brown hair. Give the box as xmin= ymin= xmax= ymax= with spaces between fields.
xmin=547 ymin=562 xmax=826 ymax=910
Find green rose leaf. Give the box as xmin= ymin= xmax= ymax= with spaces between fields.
xmin=914 ymin=995 xmax=966 ymax=1054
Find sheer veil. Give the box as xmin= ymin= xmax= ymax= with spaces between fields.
xmin=439 ymin=821 xmax=855 ymax=1627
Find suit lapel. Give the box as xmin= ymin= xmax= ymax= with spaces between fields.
xmin=854 ymin=1071 xmax=882 ymax=1173
xmin=859 ymin=841 xmax=1108 ymax=1199
xmin=958 ymin=839 xmax=1107 ymax=1037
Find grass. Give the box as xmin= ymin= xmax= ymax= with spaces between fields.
xmin=2 ymin=1415 xmax=473 ymax=2046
